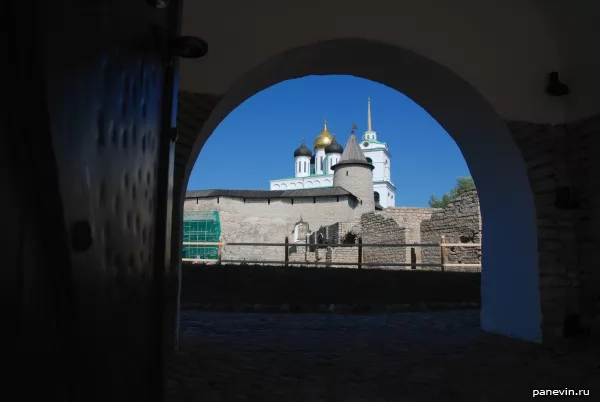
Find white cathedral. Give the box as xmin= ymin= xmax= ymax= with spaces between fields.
xmin=270 ymin=98 xmax=396 ymax=207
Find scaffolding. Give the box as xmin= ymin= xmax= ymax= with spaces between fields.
xmin=182 ymin=210 xmax=221 ymax=260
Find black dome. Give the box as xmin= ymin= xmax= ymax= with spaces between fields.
xmin=325 ymin=136 xmax=343 ymax=154
xmin=293 ymin=140 xmax=312 ymax=158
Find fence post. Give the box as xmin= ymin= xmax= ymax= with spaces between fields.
xmin=284 ymin=236 xmax=289 ymax=268
xmin=357 ymin=236 xmax=363 ymax=269
xmin=218 ymin=235 xmax=223 ymax=264
xmin=440 ymin=235 xmax=447 ymax=272
xmin=305 ymin=235 xmax=308 ymax=262
xmin=410 ymin=247 xmax=416 ymax=270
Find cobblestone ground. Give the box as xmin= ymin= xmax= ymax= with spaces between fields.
xmin=167 ymin=310 xmax=598 ymax=402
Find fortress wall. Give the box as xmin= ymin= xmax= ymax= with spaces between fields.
xmin=184 ymin=191 xmax=483 ymax=269
xmin=380 ymin=207 xmax=441 ymax=263
xmin=421 ymin=189 xmax=482 ymax=268
xmin=359 ymin=212 xmax=407 ymax=266
xmin=183 ymin=195 xmax=359 ymax=262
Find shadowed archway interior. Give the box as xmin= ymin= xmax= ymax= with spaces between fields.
xmin=179 ymin=38 xmax=541 ymax=342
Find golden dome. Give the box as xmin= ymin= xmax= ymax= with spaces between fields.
xmin=313 ymin=120 xmax=334 ymax=149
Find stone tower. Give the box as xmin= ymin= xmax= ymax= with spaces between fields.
xmin=333 ymin=126 xmax=375 ymax=212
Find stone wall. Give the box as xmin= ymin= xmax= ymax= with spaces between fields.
xmin=381 ymin=207 xmax=440 ymax=262
xmin=287 ymin=208 xmax=468 ymax=270
xmin=299 ymin=211 xmax=418 ymax=269
xmin=181 ymin=264 xmax=482 ymax=307
xmin=360 ymin=212 xmax=407 ymax=268
xmin=564 ymin=115 xmax=600 ymax=338
xmin=421 ymin=189 xmax=482 ymax=269
xmin=184 ymin=195 xmax=360 ymax=262
xmin=174 ymin=92 xmax=220 ymax=267
xmin=509 ymin=113 xmax=600 ymax=340
xmin=288 ymin=244 xmax=359 ymax=268
xmin=316 ymin=219 xmax=362 ymax=244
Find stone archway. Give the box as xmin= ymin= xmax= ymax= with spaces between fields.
xmin=177 ymin=38 xmax=541 ymax=342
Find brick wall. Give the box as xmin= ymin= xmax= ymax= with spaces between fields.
xmin=420 ymin=189 xmax=482 ymax=269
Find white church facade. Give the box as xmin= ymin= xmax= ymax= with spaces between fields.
xmin=270 ymin=98 xmax=396 ymax=208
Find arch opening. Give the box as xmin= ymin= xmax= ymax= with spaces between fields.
xmin=181 ymin=38 xmax=540 ymax=342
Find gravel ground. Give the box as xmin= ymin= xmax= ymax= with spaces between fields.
xmin=167 ymin=310 xmax=599 ymax=402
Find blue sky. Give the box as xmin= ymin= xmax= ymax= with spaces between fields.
xmin=188 ymin=75 xmax=471 ymax=207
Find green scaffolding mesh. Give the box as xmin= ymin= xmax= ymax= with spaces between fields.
xmin=182 ymin=210 xmax=221 ymax=260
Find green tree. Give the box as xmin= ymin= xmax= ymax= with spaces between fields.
xmin=428 ymin=176 xmax=476 ymax=208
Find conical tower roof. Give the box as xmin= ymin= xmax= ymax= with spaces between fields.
xmin=333 ymin=125 xmax=373 ymax=170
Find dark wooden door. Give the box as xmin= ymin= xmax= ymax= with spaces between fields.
xmin=7 ymin=0 xmax=180 ymax=400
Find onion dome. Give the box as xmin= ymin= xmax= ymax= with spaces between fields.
xmin=313 ymin=120 xmax=334 ymax=149
xmin=325 ymin=135 xmax=343 ymax=154
xmin=293 ymin=139 xmax=312 ymax=158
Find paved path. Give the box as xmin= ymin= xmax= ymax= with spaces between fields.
xmin=167 ymin=310 xmax=598 ymax=402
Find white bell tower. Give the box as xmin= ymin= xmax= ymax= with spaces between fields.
xmin=359 ymin=97 xmax=396 ymax=207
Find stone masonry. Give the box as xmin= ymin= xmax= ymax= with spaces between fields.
xmin=421 ymin=189 xmax=482 ymax=270
xmin=184 ymin=195 xmax=361 ymax=263
xmin=304 ymin=209 xmax=442 ymax=269
xmin=174 ymin=92 xmax=221 ymax=268
xmin=299 ymin=212 xmax=419 ymax=269
xmin=288 ymin=220 xmax=362 ymax=268
xmin=288 ymin=243 xmax=359 ymax=268
xmin=360 ymin=212 xmax=407 ymax=268
xmin=381 ymin=207 xmax=440 ymax=263
xmin=508 ymin=113 xmax=600 ymax=341
xmin=282 ymin=205 xmax=481 ymax=271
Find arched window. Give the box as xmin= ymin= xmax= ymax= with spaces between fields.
xmin=304 ymin=161 xmax=307 ymax=172
xmin=294 ymin=221 xmax=309 ymax=243
xmin=320 ymin=157 xmax=324 ymax=171
xmin=374 ymin=191 xmax=380 ymax=203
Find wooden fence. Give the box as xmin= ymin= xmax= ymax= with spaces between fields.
xmin=182 ymin=235 xmax=481 ymax=271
